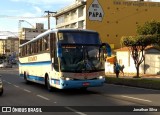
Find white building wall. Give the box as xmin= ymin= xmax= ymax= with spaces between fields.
xmin=116 ymin=51 xmax=144 ymax=74
xmin=55 ymin=1 xmax=86 ymax=29
xmin=105 ymin=51 xmax=145 ymax=74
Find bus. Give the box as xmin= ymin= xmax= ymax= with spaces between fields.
xmin=19 ymin=29 xmax=111 ymax=91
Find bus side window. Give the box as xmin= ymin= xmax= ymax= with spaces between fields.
xmin=25 ymin=45 xmax=28 ymax=56
xmin=19 ymin=48 xmax=22 ymax=57
xmin=38 ymin=39 xmax=42 ymax=53
xmin=22 ymin=46 xmax=25 ymax=56
xmin=44 ymin=35 xmax=49 ymax=51
xmin=36 ymin=41 xmax=38 ymax=53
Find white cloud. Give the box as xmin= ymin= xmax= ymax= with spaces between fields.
xmin=10 ymin=0 xmax=75 ymax=5
xmin=21 ymin=12 xmax=36 ymax=17
xmin=33 ymin=6 xmax=42 ymax=13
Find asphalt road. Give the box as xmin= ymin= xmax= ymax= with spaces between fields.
xmin=0 ymin=68 xmax=160 ymax=115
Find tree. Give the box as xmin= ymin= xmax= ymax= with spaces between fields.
xmin=121 ymin=20 xmax=160 ymax=77
xmin=137 ymin=20 xmax=160 ymax=47
xmin=137 ymin=20 xmax=160 ymax=35
xmin=121 ymin=35 xmax=157 ymax=77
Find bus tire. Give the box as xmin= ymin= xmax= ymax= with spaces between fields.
xmin=45 ymin=75 xmax=52 ymax=92
xmin=0 ymin=88 xmax=3 ymax=96
xmin=24 ymin=72 xmax=30 ymax=84
xmin=80 ymin=87 xmax=88 ymax=91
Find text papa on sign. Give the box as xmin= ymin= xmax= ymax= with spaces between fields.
xmin=89 ymin=11 xmax=103 ymax=18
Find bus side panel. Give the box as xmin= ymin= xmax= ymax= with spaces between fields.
xmin=19 ymin=53 xmax=52 ymax=84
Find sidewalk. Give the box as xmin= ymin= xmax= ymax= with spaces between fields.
xmin=105 ymin=72 xmax=160 ymax=79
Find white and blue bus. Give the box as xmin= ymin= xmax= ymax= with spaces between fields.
xmin=19 ymin=29 xmax=111 ymax=91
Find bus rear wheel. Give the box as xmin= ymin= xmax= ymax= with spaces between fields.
xmin=24 ymin=72 xmax=30 ymax=84
xmin=45 ymin=76 xmax=52 ymax=92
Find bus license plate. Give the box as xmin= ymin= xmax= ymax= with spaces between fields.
xmin=83 ymin=82 xmax=90 ymax=86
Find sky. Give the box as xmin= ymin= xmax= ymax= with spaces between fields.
xmin=0 ymin=0 xmax=75 ymax=32
xmin=0 ymin=0 xmax=160 ymax=33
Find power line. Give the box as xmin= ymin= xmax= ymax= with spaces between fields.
xmin=44 ymin=11 xmax=57 ymax=29
xmin=0 ymin=15 xmax=47 ymax=19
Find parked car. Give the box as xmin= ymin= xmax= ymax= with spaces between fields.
xmin=0 ymin=62 xmax=12 ymax=68
xmin=0 ymin=60 xmax=5 ymax=68
xmin=0 ymin=63 xmax=5 ymax=68
xmin=0 ymin=75 xmax=3 ymax=96
xmin=5 ymin=63 xmax=12 ymax=68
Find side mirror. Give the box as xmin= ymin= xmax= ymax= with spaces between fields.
xmin=101 ymin=43 xmax=112 ymax=57
xmin=57 ymin=43 xmax=62 ymax=58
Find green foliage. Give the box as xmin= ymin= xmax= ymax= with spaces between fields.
xmin=137 ymin=20 xmax=160 ymax=35
xmin=121 ymin=35 xmax=158 ymax=47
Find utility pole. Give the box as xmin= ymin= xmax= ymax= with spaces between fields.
xmin=44 ymin=11 xmax=56 ymax=29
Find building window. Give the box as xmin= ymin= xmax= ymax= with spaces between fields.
xmin=71 ymin=10 xmax=77 ymax=19
xmin=78 ymin=6 xmax=84 ymax=18
xmin=71 ymin=23 xmax=77 ymax=28
xmin=65 ymin=13 xmax=70 ymax=22
xmin=78 ymin=21 xmax=84 ymax=29
xmin=57 ymin=16 xmax=64 ymax=25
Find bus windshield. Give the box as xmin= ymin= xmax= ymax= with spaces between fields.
xmin=58 ymin=32 xmax=101 ymax=45
xmin=60 ymin=45 xmax=105 ymax=72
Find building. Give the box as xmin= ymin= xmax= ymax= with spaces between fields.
xmin=0 ymin=39 xmax=5 ymax=55
xmin=19 ymin=23 xmax=47 ymax=41
xmin=54 ymin=0 xmax=160 ymax=49
xmin=0 ymin=37 xmax=19 ymax=57
xmin=54 ymin=0 xmax=86 ymax=29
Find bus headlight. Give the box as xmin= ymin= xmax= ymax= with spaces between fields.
xmin=98 ymin=76 xmax=104 ymax=79
xmin=65 ymin=77 xmax=73 ymax=81
xmin=61 ymin=77 xmax=73 ymax=81
xmin=66 ymin=78 xmax=70 ymax=81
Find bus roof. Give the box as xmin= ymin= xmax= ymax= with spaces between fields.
xmin=19 ymin=28 xmax=98 ymax=48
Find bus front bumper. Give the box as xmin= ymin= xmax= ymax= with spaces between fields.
xmin=57 ymin=78 xmax=105 ymax=89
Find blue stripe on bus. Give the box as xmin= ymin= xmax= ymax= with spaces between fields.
xmin=27 ymin=75 xmax=45 ymax=82
xmin=19 ymin=61 xmax=52 ymax=66
xmin=19 ymin=74 xmax=45 ymax=82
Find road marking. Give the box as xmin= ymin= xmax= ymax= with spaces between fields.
xmin=121 ymin=95 xmax=152 ymax=103
xmin=23 ymin=89 xmax=31 ymax=93
xmin=65 ymin=107 xmax=87 ymax=115
xmin=106 ymin=84 xmax=160 ymax=92
xmin=14 ymin=85 xmax=20 ymax=88
xmin=6 ymin=81 xmax=12 ymax=85
xmin=3 ymin=80 xmax=11 ymax=84
xmin=37 ymin=95 xmax=50 ymax=101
